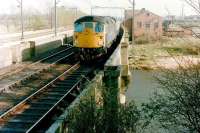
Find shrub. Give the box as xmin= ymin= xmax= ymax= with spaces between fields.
xmin=67 ymin=96 xmax=140 ymax=133
xmin=142 ymin=63 xmax=200 ymax=132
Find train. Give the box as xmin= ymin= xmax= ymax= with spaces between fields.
xmin=73 ymin=15 xmax=121 ymax=61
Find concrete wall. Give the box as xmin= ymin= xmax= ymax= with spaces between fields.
xmin=0 ymin=35 xmax=71 ymax=69
xmin=0 ymin=46 xmax=13 ymax=68
xmin=34 ymin=38 xmax=63 ymax=57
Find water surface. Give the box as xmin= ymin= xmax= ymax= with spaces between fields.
xmin=126 ymin=70 xmax=158 ymax=104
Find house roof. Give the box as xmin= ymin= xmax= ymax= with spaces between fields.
xmin=125 ymin=8 xmax=162 ymax=19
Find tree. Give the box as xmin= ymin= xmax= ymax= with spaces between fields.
xmin=181 ymin=0 xmax=200 ymax=38
xmin=183 ymin=0 xmax=200 ymax=14
xmin=67 ymin=96 xmax=140 ymax=133
xmin=31 ymin=15 xmax=46 ymax=30
xmin=141 ymin=63 xmax=200 ymax=132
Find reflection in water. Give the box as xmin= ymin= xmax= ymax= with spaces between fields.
xmin=125 ymin=70 xmax=170 ymax=133
xmin=120 ymin=76 xmax=131 ymax=104
xmin=125 ymin=70 xmax=158 ymax=104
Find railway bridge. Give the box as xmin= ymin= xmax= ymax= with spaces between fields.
xmin=0 ymin=28 xmax=130 ymax=132
xmin=0 ymin=0 xmax=130 ymax=133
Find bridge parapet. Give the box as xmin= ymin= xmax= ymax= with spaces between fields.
xmin=0 ymin=33 xmax=73 ymax=69
xmin=121 ymin=31 xmax=130 ymax=78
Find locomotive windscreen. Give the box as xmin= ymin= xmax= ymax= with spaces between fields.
xmin=75 ymin=23 xmax=83 ymax=32
xmin=95 ymin=23 xmax=104 ymax=33
xmin=85 ymin=22 xmax=93 ymax=29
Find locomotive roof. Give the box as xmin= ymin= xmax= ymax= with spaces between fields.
xmin=74 ymin=16 xmax=116 ymax=24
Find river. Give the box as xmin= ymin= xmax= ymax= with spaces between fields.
xmin=125 ymin=70 xmax=170 ymax=133
xmin=125 ymin=70 xmax=158 ymax=104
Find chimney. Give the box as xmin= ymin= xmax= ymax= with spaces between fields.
xmin=141 ymin=8 xmax=145 ymax=12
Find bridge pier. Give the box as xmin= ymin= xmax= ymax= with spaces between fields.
xmin=103 ymin=45 xmax=121 ymax=132
xmin=120 ymin=31 xmax=131 ymax=104
xmin=102 ymin=31 xmax=131 ymax=129
xmin=121 ymin=31 xmax=130 ymax=79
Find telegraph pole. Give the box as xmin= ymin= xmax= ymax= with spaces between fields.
xmin=123 ymin=9 xmax=126 ymax=28
xmin=54 ymin=0 xmax=57 ymax=36
xmin=91 ymin=0 xmax=93 ymax=15
xmin=75 ymin=8 xmax=77 ymax=20
xmin=71 ymin=8 xmax=77 ymax=22
xmin=132 ymin=0 xmax=135 ymax=45
xmin=20 ymin=0 xmax=24 ymax=39
xmin=17 ymin=0 xmax=24 ymax=40
xmin=91 ymin=7 xmax=93 ymax=15
xmin=181 ymin=4 xmax=185 ymax=20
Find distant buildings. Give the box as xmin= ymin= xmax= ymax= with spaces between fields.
xmin=164 ymin=25 xmax=193 ymax=37
xmin=125 ymin=8 xmax=163 ymax=40
xmin=164 ymin=15 xmax=200 ymax=22
xmin=163 ymin=15 xmax=200 ymax=37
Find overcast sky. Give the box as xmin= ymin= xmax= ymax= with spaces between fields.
xmin=0 ymin=0 xmax=197 ymax=16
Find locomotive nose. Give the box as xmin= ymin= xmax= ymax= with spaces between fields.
xmin=84 ymin=29 xmax=92 ymax=34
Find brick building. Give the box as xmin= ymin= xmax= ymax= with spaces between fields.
xmin=125 ymin=8 xmax=163 ymax=40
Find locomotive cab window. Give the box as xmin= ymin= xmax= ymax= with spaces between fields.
xmin=75 ymin=23 xmax=83 ymax=32
xmin=95 ymin=23 xmax=104 ymax=33
xmin=84 ymin=22 xmax=93 ymax=29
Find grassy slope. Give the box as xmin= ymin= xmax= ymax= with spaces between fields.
xmin=129 ymin=37 xmax=200 ymax=70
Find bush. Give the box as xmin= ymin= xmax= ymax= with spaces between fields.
xmin=141 ymin=63 xmax=200 ymax=132
xmin=163 ymin=46 xmax=199 ymax=56
xmin=135 ymin=36 xmax=150 ymax=44
xmin=67 ymin=96 xmax=140 ymax=133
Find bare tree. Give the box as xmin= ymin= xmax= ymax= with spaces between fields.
xmin=183 ymin=0 xmax=200 ymax=14
xmin=177 ymin=0 xmax=200 ymax=38
xmin=67 ymin=92 xmax=140 ymax=133
xmin=142 ymin=63 xmax=200 ymax=132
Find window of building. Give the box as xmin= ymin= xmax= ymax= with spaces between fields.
xmin=154 ymin=22 xmax=159 ymax=30
xmin=145 ymin=23 xmax=150 ymax=29
xmin=137 ymin=21 xmax=142 ymax=28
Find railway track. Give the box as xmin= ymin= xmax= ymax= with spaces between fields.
xmin=0 ymin=45 xmax=74 ymax=92
xmin=0 ymin=27 xmax=124 ymax=133
xmin=0 ymin=63 xmax=93 ymax=133
xmin=0 ymin=46 xmax=77 ymax=122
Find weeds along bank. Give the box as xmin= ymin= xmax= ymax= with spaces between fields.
xmin=129 ymin=37 xmax=200 ymax=70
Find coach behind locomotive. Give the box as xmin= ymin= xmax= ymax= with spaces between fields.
xmin=73 ymin=16 xmax=120 ymax=61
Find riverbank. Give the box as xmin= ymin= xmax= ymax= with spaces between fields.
xmin=129 ymin=37 xmax=200 ymax=70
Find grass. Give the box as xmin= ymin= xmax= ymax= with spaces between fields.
xmin=129 ymin=37 xmax=200 ymax=70
xmin=162 ymin=47 xmax=199 ymax=55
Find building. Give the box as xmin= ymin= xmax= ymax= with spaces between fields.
xmin=125 ymin=8 xmax=163 ymax=40
xmin=164 ymin=25 xmax=193 ymax=37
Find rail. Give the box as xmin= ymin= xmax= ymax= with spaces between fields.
xmin=0 ymin=62 xmax=93 ymax=132
xmin=0 ymin=46 xmax=75 ymax=92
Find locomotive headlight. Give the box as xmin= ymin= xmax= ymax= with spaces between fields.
xmin=73 ymin=34 xmax=78 ymax=46
xmin=98 ymin=35 xmax=104 ymax=46
xmin=73 ymin=39 xmax=78 ymax=46
xmin=98 ymin=39 xmax=104 ymax=46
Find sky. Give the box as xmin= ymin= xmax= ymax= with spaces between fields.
xmin=0 ymin=0 xmax=197 ymax=16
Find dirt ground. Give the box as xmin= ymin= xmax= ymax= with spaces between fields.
xmin=129 ymin=37 xmax=200 ymax=70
